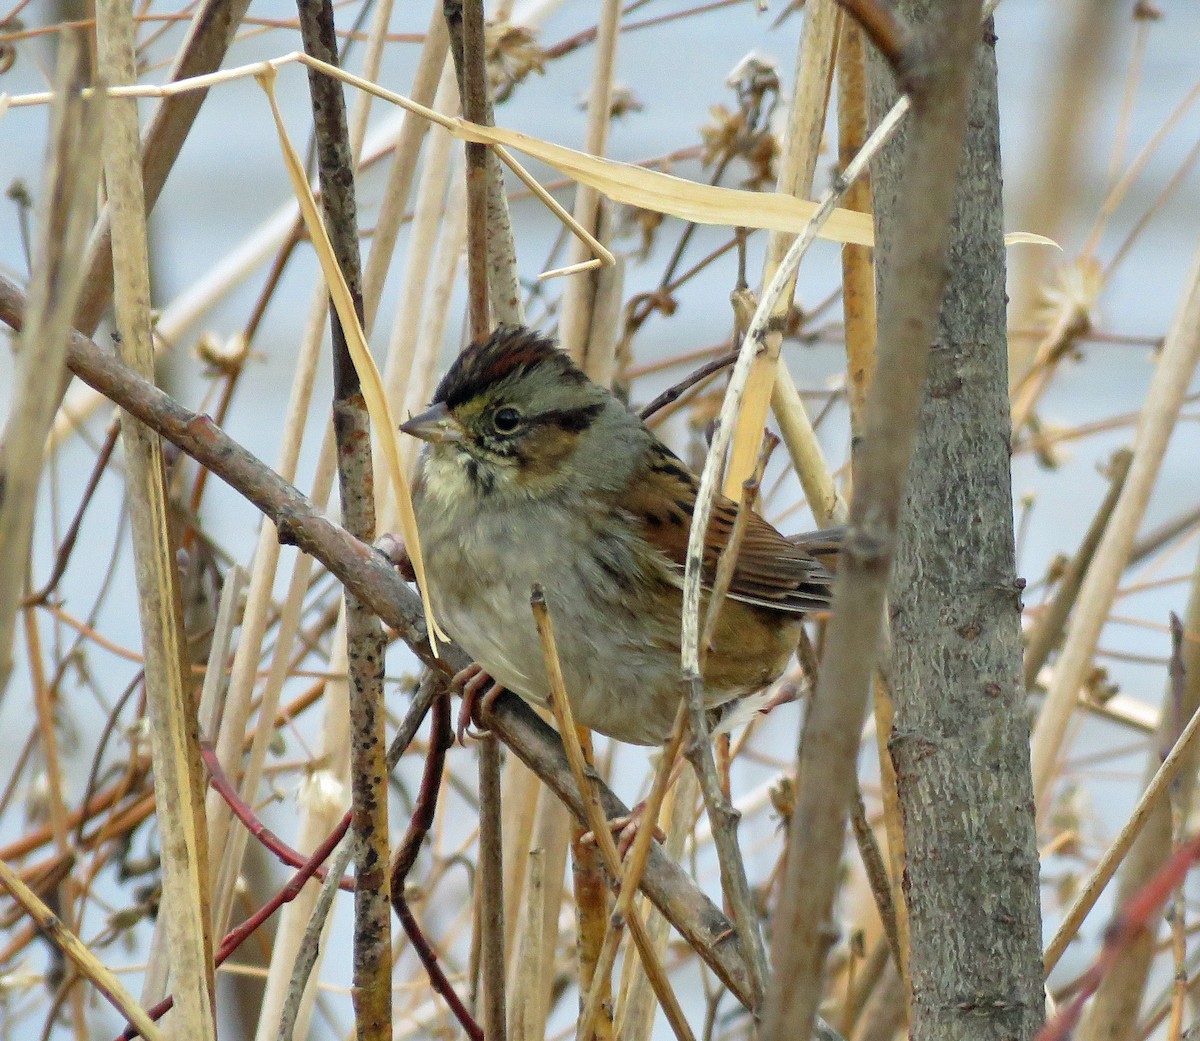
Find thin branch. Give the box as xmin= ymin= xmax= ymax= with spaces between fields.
xmin=296 ymin=4 xmax=391 ymax=1039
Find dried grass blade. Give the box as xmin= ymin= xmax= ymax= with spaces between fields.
xmin=257 ymin=68 xmax=446 ymax=650
xmin=458 ymin=118 xmax=873 ymax=244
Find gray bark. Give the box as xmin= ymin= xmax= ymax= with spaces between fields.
xmin=869 ymin=10 xmax=1045 ymax=1041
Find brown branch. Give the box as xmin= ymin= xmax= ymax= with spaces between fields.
xmin=444 ymin=0 xmax=491 ymax=338
xmin=200 ymin=742 xmax=355 ymax=891
xmin=295 ymin=3 xmax=391 ymax=1038
xmin=638 ymin=350 xmax=739 ymax=420
xmin=832 ymin=0 xmax=914 ymax=89
xmin=760 ymin=2 xmax=989 ymax=1037
xmin=393 ymin=896 xmax=485 ymax=1041
xmin=390 ymin=683 xmax=450 ymax=888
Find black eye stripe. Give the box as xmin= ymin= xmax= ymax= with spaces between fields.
xmin=529 ymin=402 xmax=604 ymax=433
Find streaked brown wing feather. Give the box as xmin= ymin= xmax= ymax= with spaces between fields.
xmin=623 ymin=442 xmax=835 ymax=614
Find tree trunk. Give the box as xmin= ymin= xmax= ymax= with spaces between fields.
xmin=869 ymin=9 xmax=1045 ymax=1041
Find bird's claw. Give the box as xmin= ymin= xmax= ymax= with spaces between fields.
xmin=452 ymin=664 xmax=503 ymax=744
xmin=579 ymin=801 xmax=666 ymax=857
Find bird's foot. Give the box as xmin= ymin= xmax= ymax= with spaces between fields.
xmin=452 ymin=664 xmax=504 ymax=743
xmin=374 ymin=533 xmax=416 ymax=582
xmin=580 ymin=800 xmax=667 ymax=858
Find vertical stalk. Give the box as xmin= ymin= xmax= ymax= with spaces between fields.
xmin=96 ymin=0 xmax=216 ymax=1034
xmin=296 ymin=2 xmax=390 ymax=1037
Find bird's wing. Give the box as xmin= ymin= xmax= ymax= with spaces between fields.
xmin=622 ymin=441 xmax=835 ymax=614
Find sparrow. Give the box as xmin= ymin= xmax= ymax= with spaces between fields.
xmin=401 ymin=326 xmax=837 ymax=746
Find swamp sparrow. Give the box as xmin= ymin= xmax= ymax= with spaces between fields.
xmin=401 ymin=326 xmax=837 ymax=746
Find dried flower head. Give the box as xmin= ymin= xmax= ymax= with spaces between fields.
xmin=486 ymin=21 xmax=546 ymax=103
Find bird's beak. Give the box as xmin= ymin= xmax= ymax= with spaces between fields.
xmin=400 ymin=402 xmax=466 ymax=444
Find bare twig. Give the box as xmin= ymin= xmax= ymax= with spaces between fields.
xmin=296 ymin=4 xmax=391 ymax=1038
xmin=277 ymin=829 xmax=358 ymax=1041
xmin=1044 ymin=682 xmax=1200 ymax=973
xmin=848 ymin=783 xmax=901 ymax=972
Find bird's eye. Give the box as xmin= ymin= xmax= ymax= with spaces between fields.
xmin=492 ymin=407 xmax=522 ymax=433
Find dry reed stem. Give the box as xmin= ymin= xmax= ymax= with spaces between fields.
xmin=771 ymin=369 xmax=849 ymax=527
xmin=761 ymin=2 xmax=986 ymax=1035
xmin=836 ymin=18 xmax=878 ymax=435
xmin=254 ymin=613 xmax=351 ymax=1041
xmin=530 ymin=588 xmax=694 ymax=1041
xmin=558 ymin=0 xmax=620 ymax=371
xmin=277 ymin=828 xmax=357 ymax=1041
xmin=508 ymin=845 xmax=550 ymax=1041
xmin=98 ymin=0 xmax=218 ymax=1033
xmin=145 ymin=563 xmax=244 ymax=1006
xmin=194 ymin=566 xmax=246 ymax=742
xmin=295 ymin=5 xmax=393 ymax=1036
xmin=1029 ymin=240 xmax=1200 ymax=808
xmin=203 ymin=283 xmax=331 ymax=943
xmin=499 ymin=754 xmax=543 ymax=965
xmin=397 ymin=173 xmax=470 ymax=478
xmin=0 ymin=35 xmax=102 ymax=698
xmin=615 ymin=767 xmax=699 ymax=1041
xmin=723 ymin=0 xmax=840 ymax=499
xmin=1043 ymin=648 xmax=1200 ymax=972
xmin=510 ymin=793 xmax=572 ymax=1039
xmin=0 ymin=858 xmax=166 ymax=1041
xmin=211 ymin=448 xmax=335 ymax=939
xmin=344 ymin=0 xmax=396 ymax=160
xmin=1023 ymin=448 xmax=1132 ymax=691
